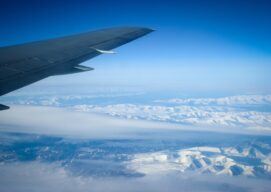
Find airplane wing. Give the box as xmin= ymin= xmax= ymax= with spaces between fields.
xmin=0 ymin=27 xmax=153 ymax=110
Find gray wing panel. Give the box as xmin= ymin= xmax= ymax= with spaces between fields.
xmin=0 ymin=27 xmax=153 ymax=96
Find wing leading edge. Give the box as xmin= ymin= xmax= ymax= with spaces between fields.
xmin=0 ymin=27 xmax=153 ymax=110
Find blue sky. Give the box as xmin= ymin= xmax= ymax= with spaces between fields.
xmin=0 ymin=0 xmax=270 ymax=95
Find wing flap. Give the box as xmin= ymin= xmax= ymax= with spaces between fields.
xmin=92 ymin=48 xmax=116 ymax=54
xmin=56 ymin=65 xmax=94 ymax=75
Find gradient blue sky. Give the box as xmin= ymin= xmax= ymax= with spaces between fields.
xmin=0 ymin=0 xmax=270 ymax=95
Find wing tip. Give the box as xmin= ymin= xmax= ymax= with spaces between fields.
xmin=142 ymin=27 xmax=155 ymax=34
xmin=133 ymin=27 xmax=155 ymax=33
xmin=111 ymin=26 xmax=155 ymax=34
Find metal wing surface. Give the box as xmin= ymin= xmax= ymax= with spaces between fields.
xmin=0 ymin=27 xmax=153 ymax=110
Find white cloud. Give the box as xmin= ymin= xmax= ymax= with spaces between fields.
xmin=0 ymin=105 xmax=181 ymax=138
xmin=0 ymin=162 xmax=270 ymax=192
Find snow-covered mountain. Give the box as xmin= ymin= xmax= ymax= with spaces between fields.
xmin=128 ymin=143 xmax=271 ymax=177
xmin=0 ymin=132 xmax=270 ymax=179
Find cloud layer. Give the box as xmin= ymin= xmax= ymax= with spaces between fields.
xmin=0 ymin=105 xmax=180 ymax=138
xmin=0 ymin=162 xmax=270 ymax=192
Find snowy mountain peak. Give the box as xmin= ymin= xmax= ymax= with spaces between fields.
xmin=129 ymin=144 xmax=271 ymax=177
